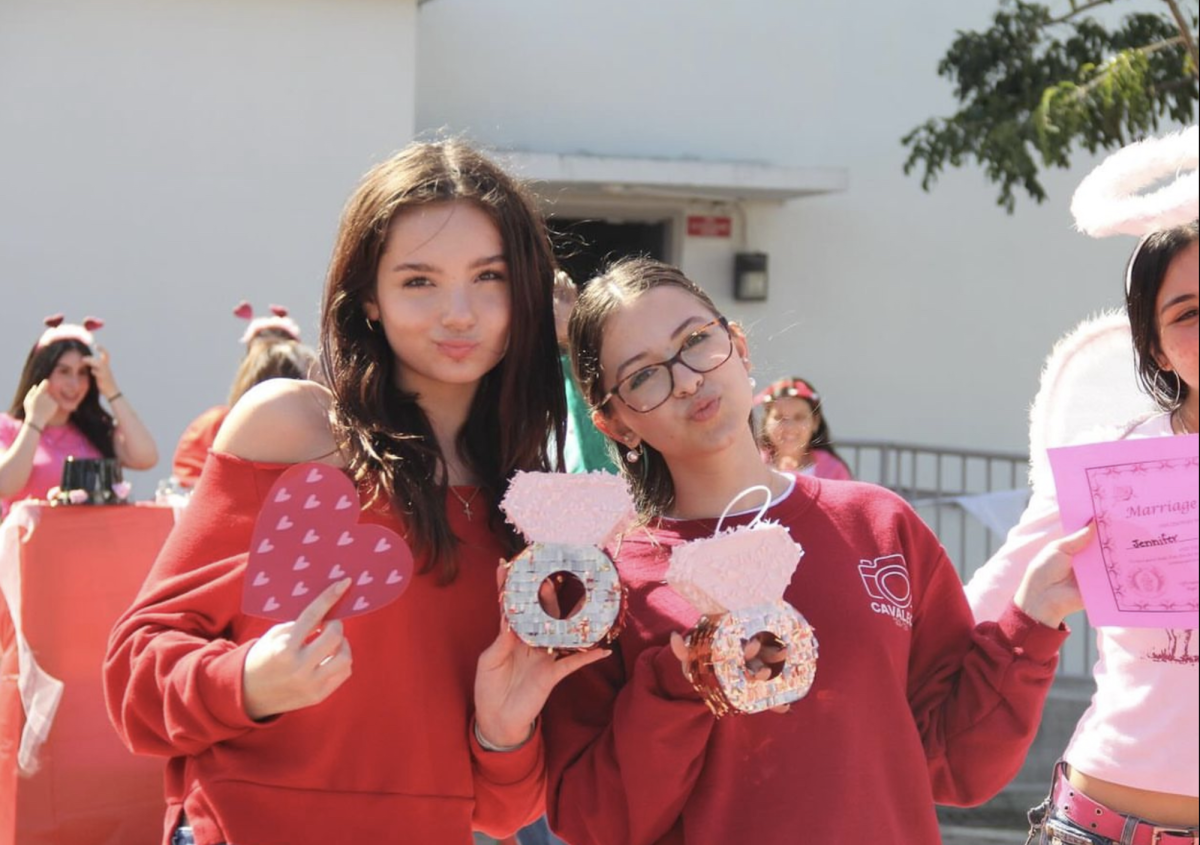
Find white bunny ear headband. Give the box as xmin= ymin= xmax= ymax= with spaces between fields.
xmin=1070 ymin=124 xmax=1199 ymax=290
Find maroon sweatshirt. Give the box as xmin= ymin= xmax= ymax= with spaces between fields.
xmin=104 ymin=452 xmax=543 ymax=845
xmin=544 ymin=477 xmax=1066 ymax=845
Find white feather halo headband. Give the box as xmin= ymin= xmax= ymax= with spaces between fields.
xmin=1071 ymin=124 xmax=1198 ymax=239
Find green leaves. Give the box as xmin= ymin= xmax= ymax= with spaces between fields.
xmin=902 ymin=0 xmax=1198 ymax=213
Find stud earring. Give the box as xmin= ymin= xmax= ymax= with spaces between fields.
xmin=624 ymin=442 xmax=642 ymax=464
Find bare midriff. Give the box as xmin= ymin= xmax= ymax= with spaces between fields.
xmin=1069 ymin=766 xmax=1199 ymax=828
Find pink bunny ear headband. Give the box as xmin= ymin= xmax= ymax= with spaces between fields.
xmin=1070 ymin=125 xmax=1199 ymax=291
xmin=234 ymin=302 xmax=302 ymax=344
xmin=35 ymin=314 xmax=103 ymax=350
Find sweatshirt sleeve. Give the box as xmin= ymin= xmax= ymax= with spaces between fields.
xmin=468 ymin=720 xmax=546 ymax=837
xmin=965 ymin=486 xmax=1063 ymax=623
xmin=906 ymin=519 xmax=1067 ymax=807
xmin=543 ymin=640 xmax=718 ymax=845
xmin=103 ymin=452 xmax=283 ymax=758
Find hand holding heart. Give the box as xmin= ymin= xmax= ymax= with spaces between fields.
xmin=243 ymin=578 xmax=354 ymax=721
xmin=243 ymin=463 xmax=414 ymax=622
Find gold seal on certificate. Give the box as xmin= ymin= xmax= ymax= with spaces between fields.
xmin=668 ymin=487 xmax=819 ymax=717
xmin=499 ymin=472 xmax=636 ymax=651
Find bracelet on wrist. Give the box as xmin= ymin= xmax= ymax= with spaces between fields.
xmin=106 ymin=392 xmax=124 ymax=404
xmin=25 ymin=421 xmax=44 ymax=436
xmin=473 ymin=719 xmax=536 ymax=753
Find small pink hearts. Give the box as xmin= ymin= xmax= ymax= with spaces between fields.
xmin=244 ymin=463 xmax=415 ymax=622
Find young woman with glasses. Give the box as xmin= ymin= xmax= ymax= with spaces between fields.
xmin=540 ymin=257 xmax=1089 ymax=845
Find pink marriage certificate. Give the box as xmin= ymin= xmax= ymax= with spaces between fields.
xmin=1049 ymin=434 xmax=1198 ymax=629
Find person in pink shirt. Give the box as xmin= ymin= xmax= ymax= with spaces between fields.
xmin=968 ymin=220 xmax=1199 ymax=845
xmin=0 ymin=316 xmax=158 ymax=519
xmin=755 ymin=376 xmax=852 ymax=480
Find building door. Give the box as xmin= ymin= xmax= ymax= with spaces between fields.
xmin=550 ymin=218 xmax=669 ymax=287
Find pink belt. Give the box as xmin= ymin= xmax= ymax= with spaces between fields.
xmin=1052 ymin=767 xmax=1199 ymax=845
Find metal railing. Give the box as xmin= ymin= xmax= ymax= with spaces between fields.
xmin=838 ymin=440 xmax=1093 ymax=678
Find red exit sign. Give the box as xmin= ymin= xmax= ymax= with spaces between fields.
xmin=686 ymin=215 xmax=732 ymax=238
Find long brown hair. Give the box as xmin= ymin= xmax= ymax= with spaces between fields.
xmin=568 ymin=257 xmax=724 ymax=519
xmin=228 ymin=338 xmax=319 ymax=405
xmin=8 ymin=339 xmax=116 ymax=458
xmin=321 ymin=140 xmax=565 ymax=582
xmin=1126 ymin=220 xmax=1198 ymax=414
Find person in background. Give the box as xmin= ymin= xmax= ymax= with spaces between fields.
xmin=968 ymin=221 xmax=1199 ymax=845
xmin=0 ymin=315 xmax=158 ymax=519
xmin=555 ymin=270 xmax=617 ymax=474
xmin=171 ymin=304 xmax=318 ymax=489
xmin=755 ymin=376 xmax=852 ymax=480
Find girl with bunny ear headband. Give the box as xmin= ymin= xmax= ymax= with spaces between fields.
xmin=1 ymin=315 xmax=158 ymax=518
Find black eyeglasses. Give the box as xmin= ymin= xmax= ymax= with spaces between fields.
xmin=600 ymin=317 xmax=733 ymax=414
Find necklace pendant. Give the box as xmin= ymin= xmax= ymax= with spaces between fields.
xmin=463 ymin=504 xmax=473 ymax=521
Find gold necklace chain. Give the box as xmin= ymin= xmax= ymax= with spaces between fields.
xmin=450 ymin=486 xmax=482 ymax=521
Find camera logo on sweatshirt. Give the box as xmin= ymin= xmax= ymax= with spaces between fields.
xmin=858 ymin=554 xmax=913 ymax=629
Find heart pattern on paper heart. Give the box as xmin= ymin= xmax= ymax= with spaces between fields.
xmin=243 ymin=462 xmax=415 ymax=622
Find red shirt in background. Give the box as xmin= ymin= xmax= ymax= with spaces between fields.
xmin=170 ymin=406 xmax=230 ymax=488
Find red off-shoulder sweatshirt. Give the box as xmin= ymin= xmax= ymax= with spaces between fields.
xmin=104 ymin=452 xmax=543 ymax=845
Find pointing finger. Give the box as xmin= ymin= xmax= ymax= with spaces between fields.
xmin=295 ymin=578 xmax=352 ymax=637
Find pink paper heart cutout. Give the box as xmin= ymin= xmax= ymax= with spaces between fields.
xmin=244 ymin=462 xmax=415 ymax=622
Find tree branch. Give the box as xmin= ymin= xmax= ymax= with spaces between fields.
xmin=1162 ymin=0 xmax=1200 ymax=77
xmin=1052 ymin=0 xmax=1119 ymax=25
xmin=1067 ymin=36 xmax=1188 ymax=100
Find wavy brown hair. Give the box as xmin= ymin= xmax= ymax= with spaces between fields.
xmin=568 ymin=257 xmax=726 ymax=520
xmin=8 ymin=339 xmax=116 ymax=458
xmin=321 ymin=140 xmax=565 ymax=583
xmin=1126 ymin=219 xmax=1198 ymax=415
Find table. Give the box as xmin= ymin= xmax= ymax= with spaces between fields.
xmin=0 ymin=502 xmax=176 ymax=845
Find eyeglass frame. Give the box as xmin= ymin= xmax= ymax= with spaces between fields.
xmin=598 ymin=316 xmax=733 ymax=414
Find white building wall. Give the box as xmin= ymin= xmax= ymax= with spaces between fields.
xmin=0 ymin=0 xmax=419 ymax=494
xmin=417 ymin=0 xmax=1182 ymax=456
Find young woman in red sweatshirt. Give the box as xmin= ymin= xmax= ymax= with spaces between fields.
xmin=544 ymin=257 xmax=1090 ymax=845
xmin=104 ymin=141 xmax=606 ymax=845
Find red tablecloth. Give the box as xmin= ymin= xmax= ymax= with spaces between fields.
xmin=0 ymin=502 xmax=175 ymax=845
